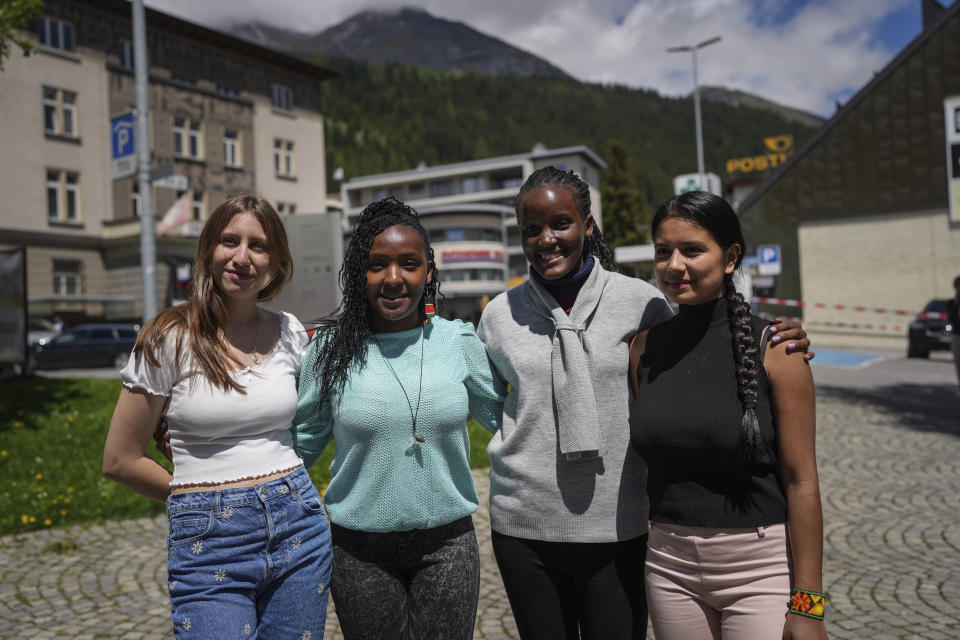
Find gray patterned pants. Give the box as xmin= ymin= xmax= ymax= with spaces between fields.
xmin=330 ymin=516 xmax=480 ymax=640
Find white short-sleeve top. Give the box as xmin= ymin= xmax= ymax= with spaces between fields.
xmin=120 ymin=311 xmax=308 ymax=487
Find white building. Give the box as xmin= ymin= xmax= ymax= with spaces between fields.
xmin=341 ymin=145 xmax=607 ymax=320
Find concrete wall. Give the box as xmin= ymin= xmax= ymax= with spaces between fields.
xmin=798 ymin=209 xmax=960 ymax=349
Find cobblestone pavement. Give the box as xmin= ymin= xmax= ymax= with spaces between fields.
xmin=2 ymin=361 xmax=959 ymax=638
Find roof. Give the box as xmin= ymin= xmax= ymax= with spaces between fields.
xmin=343 ymin=145 xmax=606 ymax=187
xmin=738 ymin=0 xmax=960 ymax=216
xmin=79 ymin=0 xmax=337 ymax=81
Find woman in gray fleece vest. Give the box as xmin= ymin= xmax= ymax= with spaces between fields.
xmin=476 ymin=167 xmax=811 ymax=640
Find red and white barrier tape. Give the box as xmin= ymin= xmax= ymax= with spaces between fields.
xmin=777 ymin=316 xmax=908 ymax=332
xmin=755 ymin=297 xmax=947 ymax=320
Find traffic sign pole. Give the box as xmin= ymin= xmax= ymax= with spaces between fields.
xmin=133 ymin=0 xmax=158 ymax=322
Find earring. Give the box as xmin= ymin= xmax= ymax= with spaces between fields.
xmin=424 ymin=279 xmax=437 ymax=318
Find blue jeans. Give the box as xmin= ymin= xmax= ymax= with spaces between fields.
xmin=166 ymin=467 xmax=332 ymax=639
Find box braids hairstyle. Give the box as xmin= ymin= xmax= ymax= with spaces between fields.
xmin=311 ymin=197 xmax=441 ymax=406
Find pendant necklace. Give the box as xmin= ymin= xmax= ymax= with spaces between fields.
xmin=372 ymin=326 xmax=426 ymax=445
xmin=231 ymin=311 xmax=262 ymax=365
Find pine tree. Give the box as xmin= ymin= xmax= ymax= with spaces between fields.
xmin=600 ymin=138 xmax=649 ymax=248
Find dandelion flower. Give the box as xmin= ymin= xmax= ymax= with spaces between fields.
xmin=28 ymin=516 xmax=36 ymax=523
xmin=36 ymin=473 xmax=43 ymax=480
xmin=1 ymin=450 xmax=7 ymax=456
xmin=21 ymin=514 xmax=28 ymax=524
xmin=44 ymin=519 xmax=51 ymax=526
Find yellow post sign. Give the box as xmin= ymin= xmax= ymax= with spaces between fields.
xmin=725 ymin=135 xmax=794 ymax=175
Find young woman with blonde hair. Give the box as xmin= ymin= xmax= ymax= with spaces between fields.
xmin=103 ymin=194 xmax=332 ymax=639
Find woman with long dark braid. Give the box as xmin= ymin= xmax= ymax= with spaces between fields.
xmin=292 ymin=197 xmax=505 ymax=639
xmin=630 ymin=191 xmax=827 ymax=639
xmin=477 ymin=168 xmax=813 ymax=639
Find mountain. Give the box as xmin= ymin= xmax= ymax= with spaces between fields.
xmin=229 ymin=8 xmax=569 ymax=79
xmin=698 ymin=85 xmax=825 ymax=129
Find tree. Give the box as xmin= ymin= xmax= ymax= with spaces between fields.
xmin=600 ymin=138 xmax=649 ymax=249
xmin=0 ymin=0 xmax=43 ymax=71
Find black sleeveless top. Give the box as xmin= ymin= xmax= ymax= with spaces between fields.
xmin=630 ymin=297 xmax=787 ymax=528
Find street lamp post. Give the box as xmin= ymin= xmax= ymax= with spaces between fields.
xmin=668 ymin=36 xmax=722 ymax=192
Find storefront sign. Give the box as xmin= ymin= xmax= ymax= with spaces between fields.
xmin=441 ymin=250 xmax=504 ymax=264
xmin=726 ymin=135 xmax=794 ymax=175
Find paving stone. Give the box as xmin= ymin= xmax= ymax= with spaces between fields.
xmin=2 ymin=389 xmax=958 ymax=638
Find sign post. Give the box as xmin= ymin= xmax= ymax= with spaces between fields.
xmin=673 ymin=172 xmax=722 ymax=196
xmin=945 ymin=96 xmax=960 ymax=224
xmin=110 ymin=112 xmax=136 ymax=180
xmin=756 ymin=244 xmax=782 ymax=277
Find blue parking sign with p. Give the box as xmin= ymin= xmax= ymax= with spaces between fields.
xmin=757 ymin=244 xmax=781 ymax=276
xmin=110 ymin=113 xmax=136 ymax=179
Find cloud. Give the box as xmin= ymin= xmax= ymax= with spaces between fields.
xmin=146 ymin=0 xmax=915 ymax=116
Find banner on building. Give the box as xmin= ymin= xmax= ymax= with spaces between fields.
xmin=945 ymin=96 xmax=960 ymax=223
xmin=0 ymin=248 xmax=28 ymax=368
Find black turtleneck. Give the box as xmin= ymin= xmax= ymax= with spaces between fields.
xmin=530 ymin=252 xmax=595 ymax=314
xmin=629 ymin=297 xmax=787 ymax=528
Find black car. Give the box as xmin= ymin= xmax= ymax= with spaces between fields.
xmin=907 ymin=299 xmax=952 ymax=358
xmin=29 ymin=323 xmax=139 ymax=371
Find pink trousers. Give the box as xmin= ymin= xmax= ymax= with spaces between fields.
xmin=645 ymin=521 xmax=792 ymax=640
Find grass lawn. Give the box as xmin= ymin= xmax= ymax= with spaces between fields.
xmin=0 ymin=376 xmax=493 ymax=536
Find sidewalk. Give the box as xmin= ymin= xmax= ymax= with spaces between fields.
xmin=2 ymin=359 xmax=959 ymax=637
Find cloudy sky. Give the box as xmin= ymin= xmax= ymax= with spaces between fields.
xmin=146 ymin=0 xmax=945 ymax=117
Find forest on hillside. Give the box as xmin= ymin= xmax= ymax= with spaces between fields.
xmin=313 ymin=57 xmax=817 ymax=242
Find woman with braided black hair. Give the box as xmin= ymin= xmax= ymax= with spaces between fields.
xmin=292 ymin=197 xmax=505 ymax=639
xmin=630 ymin=191 xmax=826 ymax=640
xmin=476 ymin=168 xmax=812 ymax=640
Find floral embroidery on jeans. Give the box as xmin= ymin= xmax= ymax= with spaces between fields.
xmin=181 ymin=618 xmax=192 ymax=631
xmin=300 ymin=632 xmax=312 ymax=640
xmin=243 ymin=623 xmax=252 ymax=635
xmin=191 ymin=541 xmax=203 ymax=555
xmin=214 ymin=569 xmax=227 ymax=582
xmin=291 ymin=537 xmax=303 ymax=549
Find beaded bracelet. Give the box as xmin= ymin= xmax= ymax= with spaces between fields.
xmin=789 ymin=588 xmax=827 ymax=620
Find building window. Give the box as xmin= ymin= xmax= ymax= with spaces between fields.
xmin=271 ymin=84 xmax=293 ymax=111
xmin=461 ymin=176 xmax=485 ymax=193
xmin=36 ymin=17 xmax=74 ymax=52
xmin=46 ymin=170 xmax=80 ymax=222
xmin=52 ymin=260 xmax=82 ymax=296
xmin=191 ymin=191 xmax=204 ymax=220
xmin=429 ymin=180 xmax=453 ymax=197
xmin=118 ymin=41 xmax=134 ymax=70
xmin=131 ymin=182 xmax=141 ymax=218
xmin=274 ymin=139 xmax=295 ymax=177
xmin=388 ymin=186 xmax=405 ymax=200
xmin=277 ymin=202 xmax=297 ymax=215
xmin=43 ymin=87 xmax=77 ymax=137
xmin=223 ymin=130 xmax=240 ymax=168
xmin=174 ymin=118 xmax=203 ymax=159
xmin=373 ymin=188 xmax=385 ymax=201
xmin=408 ymin=183 xmax=425 ymax=197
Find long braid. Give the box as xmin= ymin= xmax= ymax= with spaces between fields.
xmin=515 ymin=166 xmax=616 ymax=271
xmin=724 ymin=276 xmax=776 ymax=465
xmin=312 ymin=197 xmax=440 ymax=406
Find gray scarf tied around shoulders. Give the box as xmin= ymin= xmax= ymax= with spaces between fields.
xmin=526 ymin=261 xmax=608 ymax=461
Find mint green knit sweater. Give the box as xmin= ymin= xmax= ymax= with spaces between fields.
xmin=292 ymin=317 xmax=505 ymax=532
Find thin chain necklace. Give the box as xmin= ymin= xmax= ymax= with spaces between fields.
xmin=230 ymin=310 xmax=262 ymax=365
xmin=372 ymin=325 xmax=425 ymax=444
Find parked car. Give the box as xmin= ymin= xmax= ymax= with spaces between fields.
xmin=907 ymin=299 xmax=952 ymax=358
xmin=28 ymin=323 xmax=139 ymax=371
xmin=28 ymin=318 xmax=59 ymax=346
